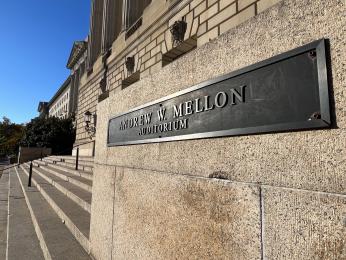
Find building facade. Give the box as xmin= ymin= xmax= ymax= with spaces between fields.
xmin=71 ymin=0 xmax=345 ymax=259
xmin=38 ymin=57 xmax=82 ymax=122
xmin=66 ymin=41 xmax=88 ymax=123
xmin=48 ymin=77 xmax=72 ymax=119
xmin=75 ymin=0 xmax=291 ymax=154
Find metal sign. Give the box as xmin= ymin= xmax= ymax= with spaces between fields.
xmin=108 ymin=39 xmax=331 ymax=146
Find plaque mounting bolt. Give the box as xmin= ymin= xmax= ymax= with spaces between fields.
xmin=309 ymin=112 xmax=321 ymax=121
xmin=308 ymin=50 xmax=317 ymax=59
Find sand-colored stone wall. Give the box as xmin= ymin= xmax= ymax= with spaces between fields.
xmin=75 ymin=0 xmax=281 ymax=150
xmin=90 ymin=0 xmax=345 ymax=259
xmin=106 ymin=0 xmax=282 ymax=93
xmin=75 ymin=73 xmax=101 ymax=142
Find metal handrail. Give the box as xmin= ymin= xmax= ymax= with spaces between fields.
xmin=1 ymin=140 xmax=95 ymax=186
xmin=50 ymin=139 xmax=95 ymax=156
xmin=0 ymin=161 xmax=34 ymax=187
xmin=0 ymin=141 xmax=96 ymax=186
xmin=4 ymin=140 xmax=96 ymax=182
xmin=50 ymin=140 xmax=95 ymax=171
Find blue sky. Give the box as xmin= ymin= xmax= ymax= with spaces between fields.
xmin=0 ymin=0 xmax=91 ymax=124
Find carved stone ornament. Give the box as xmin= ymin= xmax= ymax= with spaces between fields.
xmin=170 ymin=20 xmax=187 ymax=46
xmin=125 ymin=56 xmax=135 ymax=73
xmin=99 ymin=76 xmax=107 ymax=93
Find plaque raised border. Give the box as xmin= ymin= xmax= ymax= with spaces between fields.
xmin=107 ymin=39 xmax=330 ymax=146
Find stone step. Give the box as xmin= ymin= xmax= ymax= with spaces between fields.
xmin=46 ymin=155 xmax=94 ymax=165
xmin=32 ymin=162 xmax=92 ymax=192
xmin=8 ymin=168 xmax=45 ymax=260
xmin=55 ymin=157 xmax=94 ymax=166
xmin=46 ymin=157 xmax=94 ymax=168
xmin=35 ymin=160 xmax=93 ymax=181
xmin=20 ymin=164 xmax=91 ymax=253
xmin=49 ymin=155 xmax=94 ymax=163
xmin=15 ymin=167 xmax=92 ymax=259
xmin=0 ymin=169 xmax=9 ymax=259
xmin=29 ymin=165 xmax=91 ymax=213
xmin=43 ymin=158 xmax=94 ymax=173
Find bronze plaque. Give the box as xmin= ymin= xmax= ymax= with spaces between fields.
xmin=108 ymin=39 xmax=330 ymax=146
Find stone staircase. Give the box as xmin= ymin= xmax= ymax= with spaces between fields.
xmin=0 ymin=155 xmax=94 ymax=259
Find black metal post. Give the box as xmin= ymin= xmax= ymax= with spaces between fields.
xmin=28 ymin=161 xmax=33 ymax=187
xmin=40 ymin=151 xmax=42 ymax=161
xmin=75 ymin=147 xmax=79 ymax=170
xmin=92 ymin=140 xmax=96 ymax=157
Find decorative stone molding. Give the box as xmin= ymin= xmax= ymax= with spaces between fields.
xmin=99 ymin=77 xmax=107 ymax=93
xmin=125 ymin=56 xmax=135 ymax=74
xmin=170 ymin=20 xmax=187 ymax=46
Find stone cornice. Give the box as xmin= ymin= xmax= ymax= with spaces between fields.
xmin=67 ymin=41 xmax=88 ymax=69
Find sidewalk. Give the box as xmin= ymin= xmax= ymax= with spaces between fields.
xmin=0 ymin=167 xmax=9 ymax=259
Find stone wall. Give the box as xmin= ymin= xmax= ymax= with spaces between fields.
xmin=106 ymin=0 xmax=282 ymax=92
xmin=74 ymin=0 xmax=282 ymax=153
xmin=72 ymin=141 xmax=95 ymax=157
xmin=90 ymin=0 xmax=345 ymax=259
xmin=75 ymin=73 xmax=101 ymax=143
xmin=74 ymin=73 xmax=99 ymax=155
xmin=18 ymin=147 xmax=52 ymax=164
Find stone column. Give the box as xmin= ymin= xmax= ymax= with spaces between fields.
xmin=101 ymin=0 xmax=123 ymax=53
xmin=88 ymin=0 xmax=105 ymax=69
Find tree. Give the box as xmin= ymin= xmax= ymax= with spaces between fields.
xmin=0 ymin=117 xmax=25 ymax=157
xmin=21 ymin=117 xmax=76 ymax=154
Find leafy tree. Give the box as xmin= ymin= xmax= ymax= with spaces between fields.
xmin=0 ymin=117 xmax=25 ymax=157
xmin=21 ymin=117 xmax=75 ymax=155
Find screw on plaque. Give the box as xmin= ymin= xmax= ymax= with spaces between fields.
xmin=308 ymin=50 xmax=317 ymax=59
xmin=308 ymin=112 xmax=321 ymax=121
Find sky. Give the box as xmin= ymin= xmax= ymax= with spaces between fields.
xmin=0 ymin=0 xmax=91 ymax=124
